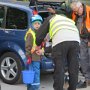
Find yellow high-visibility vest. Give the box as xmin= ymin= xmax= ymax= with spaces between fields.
xmin=25 ymin=28 xmax=36 ymax=54
xmin=49 ymin=14 xmax=78 ymax=39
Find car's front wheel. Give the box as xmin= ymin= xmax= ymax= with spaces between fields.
xmin=0 ymin=52 xmax=22 ymax=84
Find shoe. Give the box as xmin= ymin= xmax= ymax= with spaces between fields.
xmin=76 ymin=80 xmax=87 ymax=88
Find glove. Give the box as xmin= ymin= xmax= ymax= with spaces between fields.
xmin=41 ymin=42 xmax=45 ymax=47
xmin=26 ymin=57 xmax=32 ymax=64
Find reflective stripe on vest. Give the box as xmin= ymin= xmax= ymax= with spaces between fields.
xmin=49 ymin=15 xmax=78 ymax=39
xmin=25 ymin=28 xmax=36 ymax=53
xmin=72 ymin=5 xmax=90 ymax=32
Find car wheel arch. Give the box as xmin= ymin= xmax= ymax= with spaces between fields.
xmin=0 ymin=52 xmax=23 ymax=84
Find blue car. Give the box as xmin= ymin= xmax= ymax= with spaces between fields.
xmin=0 ymin=2 xmax=54 ymax=84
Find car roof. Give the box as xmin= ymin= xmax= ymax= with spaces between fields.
xmin=0 ymin=2 xmax=31 ymax=12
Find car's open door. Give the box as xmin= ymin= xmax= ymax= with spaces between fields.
xmin=29 ymin=0 xmax=67 ymax=16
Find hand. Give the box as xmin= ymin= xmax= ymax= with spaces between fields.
xmin=41 ymin=42 xmax=45 ymax=47
xmin=47 ymin=7 xmax=56 ymax=14
xmin=35 ymin=46 xmax=41 ymax=51
xmin=26 ymin=57 xmax=32 ymax=64
xmin=36 ymin=49 xmax=44 ymax=55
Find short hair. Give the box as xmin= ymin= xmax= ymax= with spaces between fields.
xmin=70 ymin=1 xmax=82 ymax=10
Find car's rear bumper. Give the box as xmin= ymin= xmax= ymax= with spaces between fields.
xmin=40 ymin=56 xmax=54 ymax=71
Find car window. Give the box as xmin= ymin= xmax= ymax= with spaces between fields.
xmin=6 ymin=7 xmax=28 ymax=29
xmin=39 ymin=12 xmax=50 ymax=21
xmin=0 ymin=6 xmax=4 ymax=28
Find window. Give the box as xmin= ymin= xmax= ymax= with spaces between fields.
xmin=39 ymin=12 xmax=50 ymax=21
xmin=6 ymin=7 xmax=28 ymax=29
xmin=0 ymin=6 xmax=4 ymax=28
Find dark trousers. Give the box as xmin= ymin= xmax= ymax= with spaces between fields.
xmin=80 ymin=38 xmax=90 ymax=80
xmin=52 ymin=41 xmax=80 ymax=90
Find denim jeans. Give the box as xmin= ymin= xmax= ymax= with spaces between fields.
xmin=27 ymin=61 xmax=40 ymax=90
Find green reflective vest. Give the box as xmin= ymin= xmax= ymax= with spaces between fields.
xmin=49 ymin=14 xmax=78 ymax=39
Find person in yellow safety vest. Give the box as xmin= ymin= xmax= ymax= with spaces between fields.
xmin=25 ymin=14 xmax=43 ymax=90
xmin=35 ymin=14 xmax=80 ymax=90
xmin=47 ymin=1 xmax=90 ymax=88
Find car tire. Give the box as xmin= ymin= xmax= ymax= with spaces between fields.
xmin=0 ymin=52 xmax=22 ymax=84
